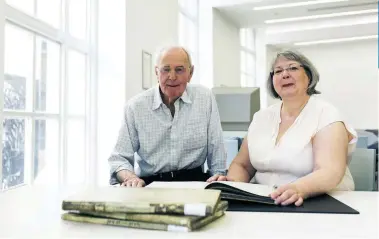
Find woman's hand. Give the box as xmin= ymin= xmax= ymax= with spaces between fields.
xmin=270 ymin=184 xmax=304 ymax=206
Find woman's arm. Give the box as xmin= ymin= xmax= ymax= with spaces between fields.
xmin=226 ymin=137 xmax=256 ymax=182
xmin=271 ymin=121 xmax=349 ymax=205
xmin=295 ymin=121 xmax=349 ymax=197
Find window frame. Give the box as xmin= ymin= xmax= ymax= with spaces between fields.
xmin=240 ymin=28 xmax=256 ymax=87
xmin=0 ymin=0 xmax=98 ymax=190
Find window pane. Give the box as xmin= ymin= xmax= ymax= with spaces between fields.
xmin=2 ymin=118 xmax=25 ymax=190
xmin=33 ymin=119 xmax=59 ymax=185
xmin=67 ymin=50 xmax=86 ymax=116
xmin=246 ymin=53 xmax=255 ymax=75
xmin=241 ymin=73 xmax=247 ymax=87
xmin=68 ymin=0 xmax=87 ymax=39
xmin=4 ymin=24 xmax=33 ymax=111
xmin=35 ymin=37 xmax=60 ymax=113
xmin=179 ymin=15 xmax=196 ymax=54
xmin=179 ymin=0 xmax=198 ymax=18
xmin=240 ymin=51 xmax=246 ymax=72
xmin=36 ymin=0 xmax=61 ymax=29
xmin=67 ymin=119 xmax=85 ymax=184
xmin=6 ymin=0 xmax=35 ymax=16
xmin=247 ymin=29 xmax=255 ymax=51
xmin=241 ymin=73 xmax=254 ymax=87
xmin=240 ymin=28 xmax=246 ymax=47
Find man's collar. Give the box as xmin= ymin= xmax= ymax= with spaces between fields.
xmin=152 ymin=85 xmax=192 ymax=110
xmin=180 ymin=88 xmax=192 ymax=104
xmin=152 ymin=85 xmax=163 ymax=110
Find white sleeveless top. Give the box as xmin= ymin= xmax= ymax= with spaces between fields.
xmin=247 ymin=96 xmax=357 ymax=191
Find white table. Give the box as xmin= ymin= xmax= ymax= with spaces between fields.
xmin=0 ymin=185 xmax=378 ymax=239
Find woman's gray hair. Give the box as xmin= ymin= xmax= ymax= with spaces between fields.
xmin=267 ymin=50 xmax=321 ymax=99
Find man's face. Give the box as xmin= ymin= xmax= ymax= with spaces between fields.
xmin=155 ymin=48 xmax=193 ymax=102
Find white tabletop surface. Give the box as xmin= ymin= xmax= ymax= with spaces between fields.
xmin=0 ymin=185 xmax=378 ymax=239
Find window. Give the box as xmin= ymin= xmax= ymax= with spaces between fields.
xmin=6 ymin=0 xmax=61 ymax=28
xmin=178 ymin=0 xmax=198 ymax=83
xmin=1 ymin=0 xmax=96 ymax=190
xmin=240 ymin=28 xmax=256 ymax=87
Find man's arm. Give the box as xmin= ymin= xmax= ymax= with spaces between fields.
xmin=108 ymin=103 xmax=139 ymax=185
xmin=206 ymin=92 xmax=227 ymax=176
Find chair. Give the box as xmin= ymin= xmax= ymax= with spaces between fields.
xmin=224 ymin=138 xmax=239 ymax=168
xmin=348 ymin=148 xmax=376 ymax=191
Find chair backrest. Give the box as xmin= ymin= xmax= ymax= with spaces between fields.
xmin=348 ymin=148 xmax=376 ymax=191
xmin=224 ymin=138 xmax=239 ymax=167
xmin=356 ymin=136 xmax=369 ymax=148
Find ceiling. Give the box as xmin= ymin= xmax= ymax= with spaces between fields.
xmin=214 ymin=0 xmax=378 ymax=47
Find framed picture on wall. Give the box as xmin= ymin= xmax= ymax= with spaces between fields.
xmin=142 ymin=50 xmax=152 ymax=90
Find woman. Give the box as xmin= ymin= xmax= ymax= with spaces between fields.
xmin=208 ymin=50 xmax=357 ymax=206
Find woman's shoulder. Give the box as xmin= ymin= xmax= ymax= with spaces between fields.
xmin=309 ymin=95 xmax=339 ymax=112
xmin=254 ymin=101 xmax=281 ymax=119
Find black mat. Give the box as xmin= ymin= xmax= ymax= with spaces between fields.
xmin=226 ymin=194 xmax=359 ymax=214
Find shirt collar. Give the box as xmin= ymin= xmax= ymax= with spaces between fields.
xmin=152 ymin=85 xmax=192 ymax=110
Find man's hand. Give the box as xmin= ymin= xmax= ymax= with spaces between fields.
xmin=117 ymin=170 xmax=145 ymax=187
xmin=270 ymin=183 xmax=304 ymax=206
xmin=206 ymin=174 xmax=234 ymax=182
xmin=121 ymin=176 xmax=146 ymax=187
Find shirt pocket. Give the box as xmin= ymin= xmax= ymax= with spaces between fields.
xmin=183 ymin=121 xmax=207 ymax=150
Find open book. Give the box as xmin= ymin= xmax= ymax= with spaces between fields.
xmin=147 ymin=181 xmax=360 ymax=215
xmin=147 ymin=181 xmax=276 ymax=205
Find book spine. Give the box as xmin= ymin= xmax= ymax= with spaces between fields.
xmin=62 ymin=201 xmax=155 ymax=214
xmin=189 ymin=210 xmax=225 ymax=231
xmin=61 ymin=213 xmax=189 ymax=232
xmin=62 ymin=202 xmax=212 ymax=216
xmin=80 ymin=211 xmax=192 ymax=227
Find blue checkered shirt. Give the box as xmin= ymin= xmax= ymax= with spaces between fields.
xmin=108 ymin=84 xmax=227 ymax=184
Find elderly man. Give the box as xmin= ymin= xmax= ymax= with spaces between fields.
xmin=108 ymin=46 xmax=226 ymax=187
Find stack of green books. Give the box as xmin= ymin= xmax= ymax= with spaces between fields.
xmin=61 ymin=186 xmax=228 ymax=232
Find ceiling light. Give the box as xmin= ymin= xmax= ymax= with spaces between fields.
xmin=294 ymin=35 xmax=378 ymax=45
xmin=265 ymin=9 xmax=378 ymax=23
xmin=253 ymin=0 xmax=349 ymax=10
xmin=266 ymin=19 xmax=378 ymax=34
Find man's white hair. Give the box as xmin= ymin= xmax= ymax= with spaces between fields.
xmin=154 ymin=45 xmax=193 ymax=67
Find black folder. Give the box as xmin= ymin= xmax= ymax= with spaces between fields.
xmin=226 ymin=193 xmax=359 ymax=214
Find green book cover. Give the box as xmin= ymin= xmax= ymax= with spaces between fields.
xmin=76 ymin=200 xmax=228 ymax=227
xmin=62 ymin=186 xmax=221 ymax=216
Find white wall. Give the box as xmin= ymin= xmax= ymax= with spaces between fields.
xmin=198 ymin=1 xmax=214 ymax=88
xmin=293 ymin=40 xmax=378 ymax=129
xmin=125 ymin=0 xmax=178 ymax=101
xmin=212 ymin=9 xmax=240 ymax=87
xmin=97 ymin=0 xmax=126 ymax=185
xmin=97 ymin=0 xmax=179 ymax=185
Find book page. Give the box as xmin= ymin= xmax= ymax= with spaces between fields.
xmin=146 ymin=181 xmax=209 ymax=189
xmin=209 ymin=181 xmax=274 ymax=197
xmin=147 ymin=181 xmax=274 ymax=197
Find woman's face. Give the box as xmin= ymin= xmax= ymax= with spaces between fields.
xmin=272 ymin=57 xmax=309 ymax=99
